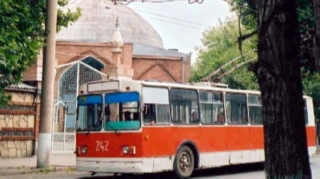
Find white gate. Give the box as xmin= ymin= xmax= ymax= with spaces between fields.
xmin=52 ymin=60 xmax=108 ymax=153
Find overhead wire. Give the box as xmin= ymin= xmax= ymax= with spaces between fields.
xmin=61 ymin=0 xmax=212 ymax=30
xmin=139 ymin=15 xmax=208 ymax=29
xmin=111 ymin=0 xmax=204 ymax=5
xmin=131 ymin=8 xmax=209 ymax=28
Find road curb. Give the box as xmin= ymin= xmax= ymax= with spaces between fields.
xmin=0 ymin=166 xmax=76 ymax=176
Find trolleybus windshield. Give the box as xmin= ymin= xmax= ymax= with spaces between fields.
xmin=104 ymin=92 xmax=141 ymax=131
xmin=76 ymin=94 xmax=103 ymax=132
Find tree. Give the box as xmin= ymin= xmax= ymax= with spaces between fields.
xmin=252 ymin=0 xmax=311 ymax=178
xmin=312 ymin=0 xmax=320 ymax=70
xmin=311 ymin=0 xmax=320 ymax=122
xmin=0 ymin=0 xmax=80 ymax=106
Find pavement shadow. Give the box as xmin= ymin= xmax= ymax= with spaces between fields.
xmin=79 ymin=172 xmax=175 ymax=179
xmin=192 ymin=162 xmax=264 ymax=177
xmin=78 ymin=162 xmax=264 ymax=179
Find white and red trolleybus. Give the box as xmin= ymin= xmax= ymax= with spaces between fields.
xmin=75 ymin=79 xmax=317 ymax=178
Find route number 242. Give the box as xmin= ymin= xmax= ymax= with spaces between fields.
xmin=96 ymin=141 xmax=109 ymax=152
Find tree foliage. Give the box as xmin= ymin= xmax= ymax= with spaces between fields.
xmin=312 ymin=0 xmax=320 ymax=71
xmin=193 ymin=0 xmax=320 ymax=120
xmin=0 ymin=0 xmax=80 ymax=106
xmin=228 ymin=0 xmax=316 ymax=71
xmin=228 ymin=0 xmax=257 ymax=30
xmin=190 ymin=17 xmax=259 ymax=90
xmin=302 ymin=69 xmax=320 ymax=120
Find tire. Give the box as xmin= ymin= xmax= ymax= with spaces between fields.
xmin=173 ymin=146 xmax=195 ymax=178
xmin=121 ymin=173 xmax=134 ymax=179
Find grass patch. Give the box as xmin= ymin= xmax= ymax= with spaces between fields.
xmin=39 ymin=167 xmax=52 ymax=174
xmin=64 ymin=167 xmax=76 ymax=172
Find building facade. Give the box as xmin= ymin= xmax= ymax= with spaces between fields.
xmin=0 ymin=0 xmax=191 ymax=157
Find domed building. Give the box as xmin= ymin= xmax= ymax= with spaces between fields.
xmin=24 ymin=0 xmax=191 ymax=84
xmin=56 ymin=0 xmax=164 ymax=48
xmin=21 ymin=0 xmax=191 ymax=153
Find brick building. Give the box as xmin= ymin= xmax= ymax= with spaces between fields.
xmin=1 ymin=0 xmax=191 ymax=155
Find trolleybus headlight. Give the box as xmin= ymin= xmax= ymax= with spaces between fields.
xmin=122 ymin=146 xmax=129 ymax=154
xmin=130 ymin=146 xmax=136 ymax=155
xmin=81 ymin=146 xmax=87 ymax=154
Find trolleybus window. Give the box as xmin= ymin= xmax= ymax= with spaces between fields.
xmin=143 ymin=104 xmax=170 ymax=124
xmin=76 ymin=95 xmax=103 ymax=131
xmin=248 ymin=94 xmax=262 ymax=125
xmin=199 ymin=91 xmax=225 ymax=125
xmin=248 ymin=95 xmax=308 ymax=125
xmin=170 ymin=88 xmax=199 ymax=124
xmin=142 ymin=87 xmax=170 ymax=125
xmin=225 ymin=93 xmax=248 ymax=124
xmin=104 ymin=92 xmax=141 ymax=130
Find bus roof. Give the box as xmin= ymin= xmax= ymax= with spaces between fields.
xmin=81 ymin=79 xmax=312 ymax=99
xmin=140 ymin=80 xmax=261 ymax=95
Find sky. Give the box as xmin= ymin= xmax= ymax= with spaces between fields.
xmin=127 ymin=0 xmax=232 ymax=63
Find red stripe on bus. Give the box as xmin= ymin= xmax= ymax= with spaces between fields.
xmin=76 ymin=126 xmax=316 ymax=158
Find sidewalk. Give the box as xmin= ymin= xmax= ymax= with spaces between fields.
xmin=0 ymin=153 xmax=76 ymax=168
xmin=0 ymin=153 xmax=76 ymax=175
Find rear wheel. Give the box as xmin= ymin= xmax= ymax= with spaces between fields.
xmin=174 ymin=146 xmax=195 ymax=178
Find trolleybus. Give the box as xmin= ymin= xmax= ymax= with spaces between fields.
xmin=75 ymin=79 xmax=317 ymax=178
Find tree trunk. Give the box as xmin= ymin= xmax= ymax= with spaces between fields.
xmin=313 ymin=0 xmax=320 ymax=70
xmin=254 ymin=0 xmax=312 ymax=178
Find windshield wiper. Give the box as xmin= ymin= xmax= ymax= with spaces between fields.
xmin=105 ymin=121 xmax=120 ymax=136
xmin=86 ymin=121 xmax=102 ymax=136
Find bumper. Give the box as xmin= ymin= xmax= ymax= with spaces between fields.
xmin=76 ymin=157 xmax=150 ymax=173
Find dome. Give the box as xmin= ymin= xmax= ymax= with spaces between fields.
xmin=56 ymin=0 xmax=164 ymax=48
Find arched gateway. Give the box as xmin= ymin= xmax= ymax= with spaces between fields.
xmin=52 ymin=58 xmax=108 ymax=152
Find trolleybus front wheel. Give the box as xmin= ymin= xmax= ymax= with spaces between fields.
xmin=174 ymin=146 xmax=195 ymax=178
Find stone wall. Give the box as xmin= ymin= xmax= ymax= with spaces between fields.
xmin=0 ymin=91 xmax=36 ymax=158
xmin=0 ymin=141 xmax=33 ymax=158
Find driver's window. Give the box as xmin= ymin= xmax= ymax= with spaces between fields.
xmin=143 ymin=104 xmax=170 ymax=125
xmin=143 ymin=104 xmax=156 ymax=124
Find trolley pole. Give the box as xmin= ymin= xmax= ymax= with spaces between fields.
xmin=37 ymin=0 xmax=58 ymax=168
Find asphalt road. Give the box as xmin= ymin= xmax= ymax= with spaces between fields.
xmin=0 ymin=164 xmax=264 ymax=179
xmin=2 ymin=155 xmax=319 ymax=179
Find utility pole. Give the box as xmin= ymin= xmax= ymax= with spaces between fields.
xmin=37 ymin=0 xmax=58 ymax=168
